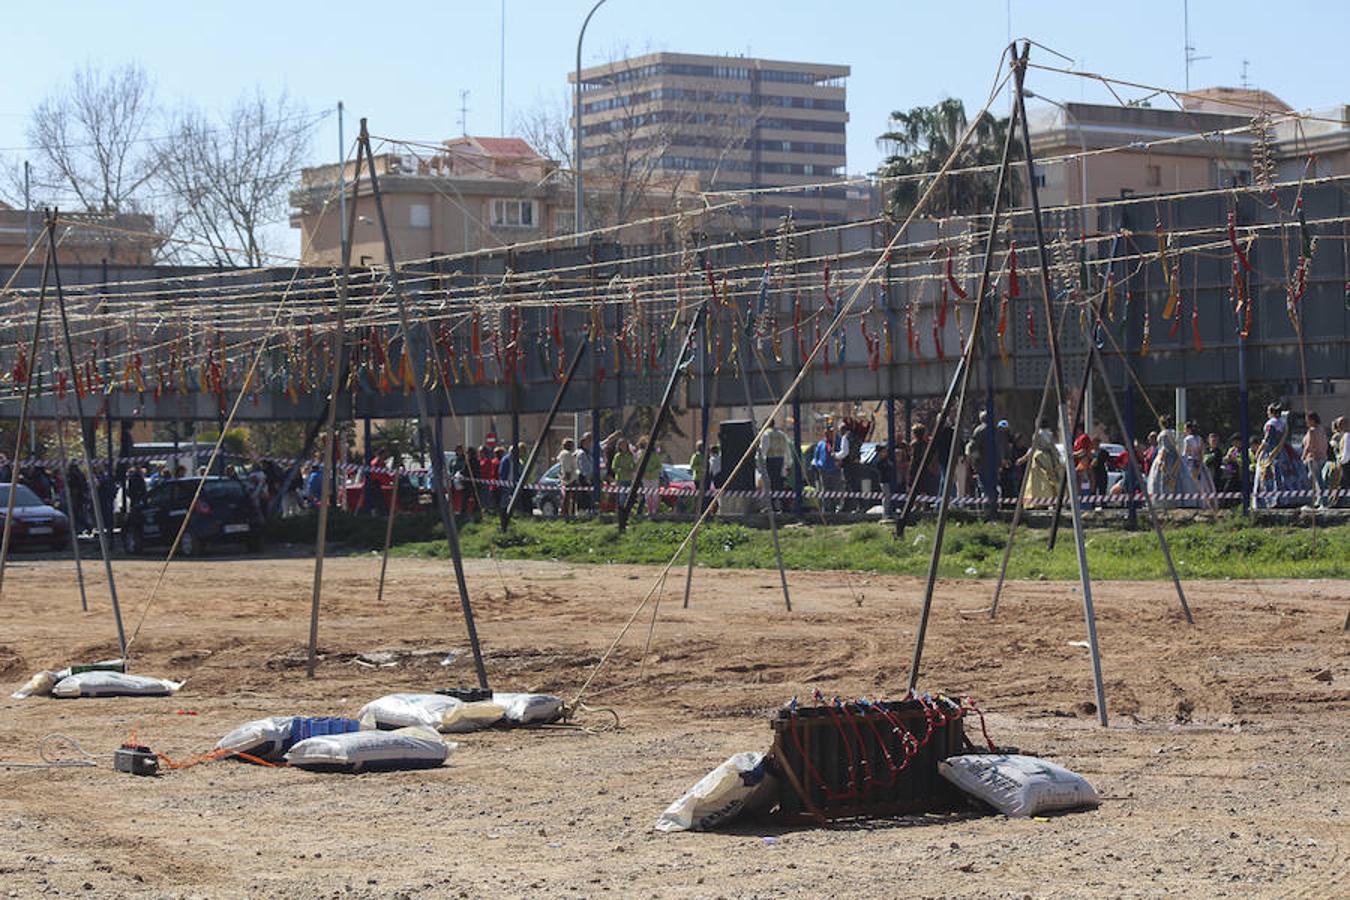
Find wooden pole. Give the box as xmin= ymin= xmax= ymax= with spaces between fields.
xmin=359 ymin=120 xmax=489 ymax=690
xmin=1013 ymin=42 xmax=1109 ymax=725
xmin=500 ymin=334 xmax=590 ymax=531
xmin=49 ymin=343 xmax=89 ymax=613
xmin=906 ymin=74 xmax=1020 ymax=691
xmin=617 ymin=302 xmax=706 ymax=532
xmin=0 ymin=229 xmax=51 ymax=600
xmin=375 ymin=467 xmax=400 ymax=605
xmin=305 ymin=124 xmax=365 ymax=679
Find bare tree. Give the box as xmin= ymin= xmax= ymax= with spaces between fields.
xmin=156 ymin=91 xmax=316 ymax=266
xmin=25 ymin=62 xmax=157 ymax=213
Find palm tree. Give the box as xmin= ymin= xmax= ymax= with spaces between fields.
xmin=877 ymin=98 xmax=1014 ymax=218
xmin=370 ymin=420 xmax=418 ymax=468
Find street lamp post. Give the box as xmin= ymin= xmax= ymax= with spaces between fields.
xmin=574 ymin=0 xmax=609 ymax=244
xmin=1026 ymin=91 xmax=1088 ymax=210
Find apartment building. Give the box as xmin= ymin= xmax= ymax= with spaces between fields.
xmin=570 ymin=51 xmax=850 ymax=230
xmin=290 ymin=134 xmax=696 ymax=265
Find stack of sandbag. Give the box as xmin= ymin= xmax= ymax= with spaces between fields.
xmin=939 ymin=754 xmax=1100 ymax=817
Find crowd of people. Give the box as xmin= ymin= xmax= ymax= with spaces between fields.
xmin=800 ymin=403 xmax=1350 ymax=514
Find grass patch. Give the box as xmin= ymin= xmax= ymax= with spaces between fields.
xmin=269 ymin=510 xmax=1350 ymax=580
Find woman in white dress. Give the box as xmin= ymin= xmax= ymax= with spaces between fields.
xmin=1146 ymin=415 xmax=1183 ymax=509
xmin=1182 ymin=420 xmax=1217 ymax=510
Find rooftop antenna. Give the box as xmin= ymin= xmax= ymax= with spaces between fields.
xmin=499 ymin=0 xmax=506 ymax=136
xmin=1240 ymin=59 xmax=1251 ymax=89
xmin=458 ymin=90 xmax=470 ymax=137
xmin=1183 ymin=0 xmax=1210 ymax=92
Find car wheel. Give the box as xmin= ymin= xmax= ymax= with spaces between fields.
xmin=50 ymin=537 xmax=70 ymax=553
xmin=122 ymin=527 xmax=143 ymax=555
xmin=538 ymin=497 xmax=557 ymax=519
xmin=246 ymin=532 xmax=262 ymax=553
xmin=179 ymin=531 xmax=202 ymax=558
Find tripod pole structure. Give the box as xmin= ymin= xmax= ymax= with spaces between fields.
xmin=1013 ymin=42 xmax=1109 ymax=726
xmin=907 ymin=63 xmax=1020 ymax=689
xmin=48 ymin=213 xmax=126 ymax=660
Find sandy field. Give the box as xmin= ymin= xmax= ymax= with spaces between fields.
xmin=0 ymin=549 xmax=1347 ymax=899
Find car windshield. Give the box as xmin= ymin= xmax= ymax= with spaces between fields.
xmin=202 ymin=480 xmax=246 ymax=500
xmin=0 ymin=484 xmax=44 ymax=507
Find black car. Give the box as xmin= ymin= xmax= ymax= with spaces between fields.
xmin=122 ymin=477 xmax=263 ymax=557
xmin=0 ymin=483 xmax=72 ymax=551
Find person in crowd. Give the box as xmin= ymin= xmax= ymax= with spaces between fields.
xmin=1072 ymin=424 xmax=1094 ymax=496
xmin=1219 ymin=433 xmax=1243 ymax=500
xmin=873 ymin=442 xmax=896 ymax=518
xmin=1182 ymin=420 xmax=1218 ymax=511
xmin=575 ymin=433 xmax=594 ymax=514
xmin=1142 ymin=431 xmax=1159 ymax=473
xmin=892 ymin=437 xmax=910 ymax=505
xmin=689 ymin=440 xmax=706 ymax=512
xmin=1204 ymin=433 xmax=1224 ymax=495
xmin=496 ymin=443 xmax=519 ymax=512
xmin=555 ymin=437 xmax=579 ymax=520
xmin=634 ymin=437 xmax=660 ymax=517
xmin=1301 ymin=411 xmax=1329 ymax=510
xmin=832 ymin=421 xmax=863 ymax=512
xmin=125 ymin=464 xmax=148 ymax=512
xmin=1091 ymin=430 xmax=1112 ymax=501
xmin=0 ymin=454 xmax=11 ymax=484
xmin=1146 ymin=415 xmax=1184 ymax=508
xmin=1253 ymin=403 xmax=1307 ymax=509
xmin=967 ymin=411 xmax=999 ymax=514
xmin=908 ymin=423 xmax=937 ymax=500
xmin=609 ymin=437 xmax=636 ymax=508
xmin=811 ymin=424 xmax=841 ymax=513
xmin=762 ymin=418 xmax=791 ymax=505
xmin=465 ymin=446 xmax=484 ymax=522
xmin=479 ymin=445 xmax=499 ymax=510
xmin=1328 ymin=415 xmax=1348 ymax=506
xmin=1019 ymin=417 xmax=1063 ymax=508
xmin=931 ymin=416 xmax=954 ymax=501
xmin=67 ymin=462 xmax=91 ymax=531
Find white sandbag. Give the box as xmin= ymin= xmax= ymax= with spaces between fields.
xmin=655 ymin=751 xmax=778 ymax=833
xmin=939 ymin=754 xmax=1100 ymax=817
xmin=285 ymin=726 xmax=452 ymax=772
xmin=492 ymin=691 xmax=563 ymax=725
xmin=50 ymin=671 xmax=182 ymax=699
xmin=215 ymin=716 xmax=295 ymax=760
xmin=358 ymin=693 xmax=504 ymax=733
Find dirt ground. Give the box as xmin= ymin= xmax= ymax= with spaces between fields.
xmin=0 ymin=550 xmax=1346 ymax=899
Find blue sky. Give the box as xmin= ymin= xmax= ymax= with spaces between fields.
xmin=3 ymin=1 xmax=1346 ymax=249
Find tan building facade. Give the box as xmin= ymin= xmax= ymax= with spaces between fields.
xmin=570 ymin=51 xmax=850 ymax=230
xmin=1027 ymin=87 xmax=1350 ymax=216
xmin=0 ymin=206 xmax=160 ymax=266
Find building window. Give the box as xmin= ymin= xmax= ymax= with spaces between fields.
xmin=409 ymin=203 xmax=431 ymax=229
xmin=1146 ymin=164 xmax=1161 ymax=187
xmin=491 ymin=199 xmax=536 ymax=228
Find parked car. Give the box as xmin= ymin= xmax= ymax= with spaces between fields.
xmin=532 ymin=462 xmax=694 ymax=517
xmin=0 ymin=483 xmax=71 ymax=551
xmin=122 ymin=477 xmax=263 ymax=557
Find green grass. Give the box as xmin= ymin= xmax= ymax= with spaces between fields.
xmin=268 ymin=510 xmax=1350 ymax=580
